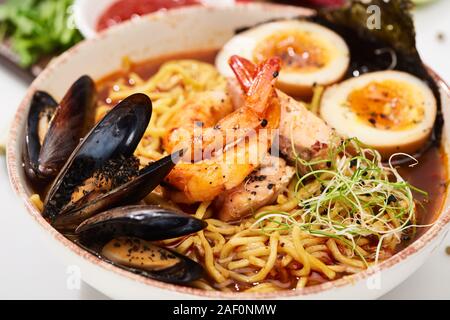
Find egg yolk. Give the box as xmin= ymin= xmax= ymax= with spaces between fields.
xmin=347 ymin=80 xmax=425 ymax=130
xmin=253 ymin=31 xmax=330 ymax=73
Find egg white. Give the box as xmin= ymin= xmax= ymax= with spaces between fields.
xmin=215 ymin=20 xmax=350 ymax=96
xmin=320 ymin=71 xmax=437 ymax=157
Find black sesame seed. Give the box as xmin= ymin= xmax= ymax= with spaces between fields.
xmin=387 ymin=195 xmax=397 ymax=204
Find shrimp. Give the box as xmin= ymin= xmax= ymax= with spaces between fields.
xmin=162 ymin=90 xmax=234 ymax=154
xmin=167 ymin=135 xmax=271 ymax=203
xmin=165 ymin=56 xmax=281 ymax=203
xmin=228 ymin=55 xmax=334 ymax=167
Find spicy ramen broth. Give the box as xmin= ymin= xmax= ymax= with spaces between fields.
xmin=93 ymin=50 xmax=447 ymax=287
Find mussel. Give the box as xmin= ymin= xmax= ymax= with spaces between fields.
xmin=23 ymin=75 xmax=96 ymax=184
xmin=35 ymin=90 xmax=202 ymax=285
xmin=42 ymin=93 xmax=183 ymax=230
xmin=75 ymin=205 xmax=206 ymax=284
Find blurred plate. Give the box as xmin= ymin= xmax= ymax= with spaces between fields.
xmin=73 ymin=0 xmax=239 ymax=39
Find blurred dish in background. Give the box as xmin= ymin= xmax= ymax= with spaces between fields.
xmin=96 ymin=0 xmax=203 ymax=32
xmin=74 ymin=0 xmax=252 ymax=39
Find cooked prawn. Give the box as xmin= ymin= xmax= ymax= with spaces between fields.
xmin=162 ymin=90 xmax=234 ymax=154
xmin=165 ymin=56 xmax=281 ymax=203
xmin=228 ymin=55 xmax=334 ymax=166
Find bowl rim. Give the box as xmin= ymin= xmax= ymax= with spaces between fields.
xmin=6 ymin=2 xmax=450 ymax=299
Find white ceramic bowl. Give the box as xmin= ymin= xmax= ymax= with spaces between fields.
xmin=7 ymin=3 xmax=450 ymax=299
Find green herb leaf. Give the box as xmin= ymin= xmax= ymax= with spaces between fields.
xmin=0 ymin=0 xmax=83 ymax=67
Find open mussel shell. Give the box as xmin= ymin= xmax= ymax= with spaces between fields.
xmin=23 ymin=91 xmax=58 ymax=183
xmin=23 ymin=76 xmax=96 ymax=184
xmin=75 ymin=205 xmax=206 ymax=284
xmin=38 ymin=75 xmax=96 ymax=178
xmin=43 ymin=93 xmax=152 ymax=225
xmin=76 ymin=205 xmax=207 ymax=245
xmin=51 ymin=149 xmax=183 ymax=230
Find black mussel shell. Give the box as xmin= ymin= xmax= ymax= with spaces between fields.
xmin=43 ymin=93 xmax=152 ymax=224
xmin=23 ymin=91 xmax=58 ymax=183
xmin=75 ymin=205 xmax=207 ymax=245
xmin=75 ymin=205 xmax=206 ymax=284
xmin=51 ymin=149 xmax=183 ymax=230
xmin=23 ymin=76 xmax=96 ymax=184
xmin=39 ymin=75 xmax=96 ymax=178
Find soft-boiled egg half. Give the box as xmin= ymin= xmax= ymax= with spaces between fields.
xmin=320 ymin=70 xmax=437 ymax=157
xmin=216 ymin=20 xmax=350 ymax=97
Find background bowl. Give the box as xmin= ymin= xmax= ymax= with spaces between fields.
xmin=7 ymin=3 xmax=450 ymax=299
xmin=73 ymin=0 xmax=242 ymax=39
xmin=74 ymin=0 xmax=118 ymax=39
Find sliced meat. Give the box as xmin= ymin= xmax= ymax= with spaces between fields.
xmin=214 ymin=155 xmax=295 ymax=222
xmin=277 ymin=90 xmax=335 ymax=164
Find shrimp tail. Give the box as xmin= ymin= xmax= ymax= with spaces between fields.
xmin=228 ymin=55 xmax=281 ymax=115
xmin=228 ymin=55 xmax=257 ymax=91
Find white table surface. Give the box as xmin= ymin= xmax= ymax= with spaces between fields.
xmin=0 ymin=2 xmax=449 ymax=300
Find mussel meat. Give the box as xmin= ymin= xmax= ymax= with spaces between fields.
xmin=76 ymin=205 xmax=206 ymax=284
xmin=23 ymin=75 xmax=96 ymax=184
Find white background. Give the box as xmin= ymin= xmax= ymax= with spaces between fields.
xmin=0 ymin=1 xmax=449 ymax=299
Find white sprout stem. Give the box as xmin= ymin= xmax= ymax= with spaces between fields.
xmin=250 ymin=139 xmax=427 ymax=267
